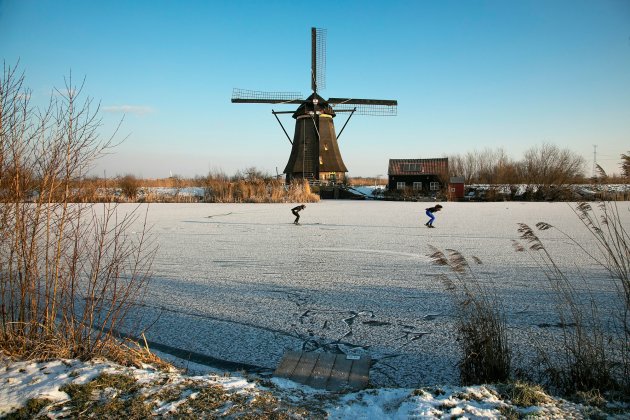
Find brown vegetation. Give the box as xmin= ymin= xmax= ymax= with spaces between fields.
xmin=1 ymin=63 xmax=156 ymax=362
xmin=200 ymin=171 xmax=319 ymax=203
xmin=46 ymin=170 xmax=319 ymax=204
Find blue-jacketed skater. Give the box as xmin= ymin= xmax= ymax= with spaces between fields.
xmin=425 ymin=204 xmax=443 ymax=228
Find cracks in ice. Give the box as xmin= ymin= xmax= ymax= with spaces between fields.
xmin=276 ymin=289 xmax=442 ymax=387
xmin=205 ymin=212 xmax=234 ymax=218
xmin=123 ymin=286 xmax=446 ymax=386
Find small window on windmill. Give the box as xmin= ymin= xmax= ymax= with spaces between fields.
xmin=319 ymin=156 xmax=323 ymax=164
xmin=324 ymin=143 xmax=329 ymax=151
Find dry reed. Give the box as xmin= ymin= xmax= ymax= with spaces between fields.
xmin=428 ymin=246 xmax=511 ymax=385
xmin=515 ymin=201 xmax=629 ymax=395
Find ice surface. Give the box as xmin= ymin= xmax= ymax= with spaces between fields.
xmin=110 ymin=201 xmax=628 ymax=387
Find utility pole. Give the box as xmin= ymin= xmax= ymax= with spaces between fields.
xmin=592 ymin=145 xmax=598 ymax=178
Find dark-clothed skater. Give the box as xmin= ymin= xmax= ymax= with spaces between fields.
xmin=425 ymin=204 xmax=443 ymax=228
xmin=291 ymin=204 xmax=306 ymax=225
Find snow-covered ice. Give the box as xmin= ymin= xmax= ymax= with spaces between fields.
xmin=106 ymin=201 xmax=627 ymax=388
xmin=2 ymin=200 xmax=629 ymax=418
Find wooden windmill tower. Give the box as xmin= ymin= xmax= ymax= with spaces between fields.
xmin=232 ymin=28 xmax=397 ymax=184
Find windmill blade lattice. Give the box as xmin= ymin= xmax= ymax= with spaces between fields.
xmin=312 ymin=28 xmax=327 ymax=92
xmin=330 ymin=98 xmax=397 ymax=116
xmin=231 ymin=88 xmax=303 ymax=104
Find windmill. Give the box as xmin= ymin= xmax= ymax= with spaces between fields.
xmin=231 ymin=28 xmax=397 ymax=184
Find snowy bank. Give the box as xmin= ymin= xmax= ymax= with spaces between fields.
xmin=3 ymin=356 xmax=624 ymax=418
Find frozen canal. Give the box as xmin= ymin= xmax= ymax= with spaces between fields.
xmin=118 ymin=201 xmax=627 ymax=387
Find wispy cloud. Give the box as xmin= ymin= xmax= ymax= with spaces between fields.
xmin=103 ymin=105 xmax=155 ymax=115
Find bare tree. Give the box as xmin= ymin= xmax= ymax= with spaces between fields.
xmin=450 ymin=148 xmax=519 ymax=185
xmin=521 ymin=143 xmax=586 ymax=199
xmin=449 ymin=151 xmax=481 ymax=184
xmin=621 ymin=152 xmax=630 ymax=178
xmin=1 ymin=62 xmax=156 ymax=359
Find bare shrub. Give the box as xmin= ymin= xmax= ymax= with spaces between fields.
xmin=118 ymin=174 xmax=139 ymax=201
xmin=428 ymin=246 xmax=511 ymax=384
xmin=521 ymin=143 xmax=586 ymax=199
xmin=0 ymin=63 xmax=156 ymax=361
xmin=229 ymin=166 xmax=272 ymax=184
xmin=515 ymin=202 xmax=629 ymax=394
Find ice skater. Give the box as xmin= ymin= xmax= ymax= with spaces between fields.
xmin=291 ymin=204 xmax=306 ymax=225
xmin=425 ymin=204 xmax=442 ymax=228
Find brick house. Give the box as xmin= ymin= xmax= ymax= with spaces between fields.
xmin=387 ymin=158 xmax=449 ymax=194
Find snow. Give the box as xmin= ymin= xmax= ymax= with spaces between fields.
xmin=2 ymin=201 xmax=629 ymax=417
xmin=0 ymin=356 xmax=606 ymax=418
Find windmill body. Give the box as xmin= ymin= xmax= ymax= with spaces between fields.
xmin=232 ymin=28 xmax=396 ymax=184
xmin=283 ymin=93 xmax=347 ymax=183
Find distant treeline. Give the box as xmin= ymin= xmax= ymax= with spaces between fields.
xmin=444 ymin=144 xmax=629 ymax=201
xmin=447 ymin=144 xmax=629 ymax=185
xmin=56 ymin=146 xmax=628 ymax=202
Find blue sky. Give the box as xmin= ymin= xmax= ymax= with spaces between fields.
xmin=1 ymin=0 xmax=628 ymax=178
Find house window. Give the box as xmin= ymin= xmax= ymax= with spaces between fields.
xmin=412 ymin=182 xmax=422 ymax=190
xmin=402 ymin=163 xmax=422 ymax=172
xmin=430 ymin=182 xmax=440 ymax=191
xmin=396 ymin=182 xmax=406 ymax=190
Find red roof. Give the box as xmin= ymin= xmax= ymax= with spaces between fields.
xmin=388 ymin=158 xmax=448 ymax=175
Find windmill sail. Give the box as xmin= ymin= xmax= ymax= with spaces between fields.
xmin=231 ymin=89 xmax=303 ymax=104
xmin=329 ymin=98 xmax=398 ymax=116
xmin=312 ymin=28 xmax=326 ymax=93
